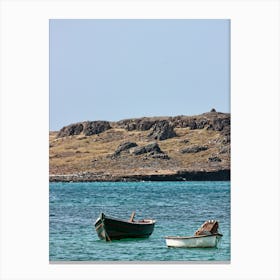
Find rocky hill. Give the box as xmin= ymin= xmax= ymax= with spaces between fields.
xmin=49 ymin=110 xmax=230 ymax=182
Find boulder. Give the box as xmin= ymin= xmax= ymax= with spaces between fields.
xmin=150 ymin=153 xmax=170 ymax=160
xmin=148 ymin=120 xmax=176 ymax=140
xmin=83 ymin=121 xmax=111 ymax=136
xmin=144 ymin=142 xmax=162 ymax=153
xmin=57 ymin=121 xmax=111 ymax=138
xmin=113 ymin=142 xmax=138 ymax=157
xmin=57 ymin=123 xmax=84 ymax=138
xmin=117 ymin=119 xmax=156 ymax=131
xmin=196 ymin=119 xmax=210 ymax=129
xmin=137 ymin=120 xmax=155 ymax=131
xmin=126 ymin=123 xmax=136 ymax=131
xmin=211 ymin=118 xmax=230 ymax=132
xmin=133 ymin=142 xmax=162 ymax=155
xmin=132 ymin=142 xmax=170 ymax=160
xmin=180 ymin=145 xmax=208 ymax=154
xmin=189 ymin=120 xmax=197 ymax=130
xmin=208 ymin=156 xmax=222 ymax=162
xmin=132 ymin=146 xmax=147 ymax=156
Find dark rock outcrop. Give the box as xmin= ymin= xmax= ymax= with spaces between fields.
xmin=137 ymin=120 xmax=155 ymax=131
xmin=132 ymin=142 xmax=170 ymax=160
xmin=83 ymin=121 xmax=111 ymax=136
xmin=148 ymin=120 xmax=176 ymax=140
xmin=172 ymin=112 xmax=230 ymax=133
xmin=113 ymin=142 xmax=138 ymax=157
xmin=133 ymin=142 xmax=162 ymax=155
xmin=116 ymin=112 xmax=230 ymax=138
xmin=117 ymin=118 xmax=156 ymax=131
xmin=208 ymin=156 xmax=222 ymax=162
xmin=172 ymin=116 xmax=210 ymax=130
xmin=132 ymin=146 xmax=146 ymax=155
xmin=57 ymin=121 xmax=111 ymax=138
xmin=181 ymin=145 xmax=208 ymax=154
xmin=149 ymin=153 xmax=170 ymax=160
xmin=210 ymin=118 xmax=230 ymax=132
xmin=112 ymin=141 xmax=170 ymax=160
xmin=57 ymin=123 xmax=84 ymax=138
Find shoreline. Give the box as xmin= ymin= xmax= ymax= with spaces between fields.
xmin=49 ymin=169 xmax=230 ymax=182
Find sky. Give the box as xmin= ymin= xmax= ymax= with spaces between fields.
xmin=50 ymin=19 xmax=230 ymax=131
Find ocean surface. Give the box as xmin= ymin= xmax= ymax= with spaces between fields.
xmin=49 ymin=181 xmax=230 ymax=262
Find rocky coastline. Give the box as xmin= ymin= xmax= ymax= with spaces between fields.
xmin=49 ymin=169 xmax=230 ymax=182
xmin=49 ymin=110 xmax=230 ymax=182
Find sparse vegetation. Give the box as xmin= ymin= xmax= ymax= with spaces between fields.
xmin=49 ymin=112 xmax=230 ymax=181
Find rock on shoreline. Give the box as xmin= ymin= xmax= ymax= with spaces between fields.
xmin=49 ymin=169 xmax=230 ymax=182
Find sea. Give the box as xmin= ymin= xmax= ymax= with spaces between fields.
xmin=49 ymin=181 xmax=230 ymax=262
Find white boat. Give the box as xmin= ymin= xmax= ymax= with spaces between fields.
xmin=165 ymin=233 xmax=222 ymax=248
xmin=165 ymin=220 xmax=223 ymax=248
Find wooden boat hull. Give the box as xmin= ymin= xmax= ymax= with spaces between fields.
xmin=94 ymin=213 xmax=156 ymax=241
xmin=165 ymin=234 xmax=222 ymax=248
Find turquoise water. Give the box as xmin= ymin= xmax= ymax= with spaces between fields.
xmin=49 ymin=181 xmax=230 ymax=262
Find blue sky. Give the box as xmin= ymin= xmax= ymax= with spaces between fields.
xmin=50 ymin=19 xmax=230 ymax=131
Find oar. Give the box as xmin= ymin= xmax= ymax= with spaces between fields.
xmin=129 ymin=211 xmax=136 ymax=222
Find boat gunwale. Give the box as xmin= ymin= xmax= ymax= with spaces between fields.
xmin=165 ymin=233 xmax=223 ymax=240
xmin=95 ymin=214 xmax=156 ymax=226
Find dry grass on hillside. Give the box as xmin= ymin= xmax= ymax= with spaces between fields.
xmin=49 ymin=126 xmax=230 ymax=176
